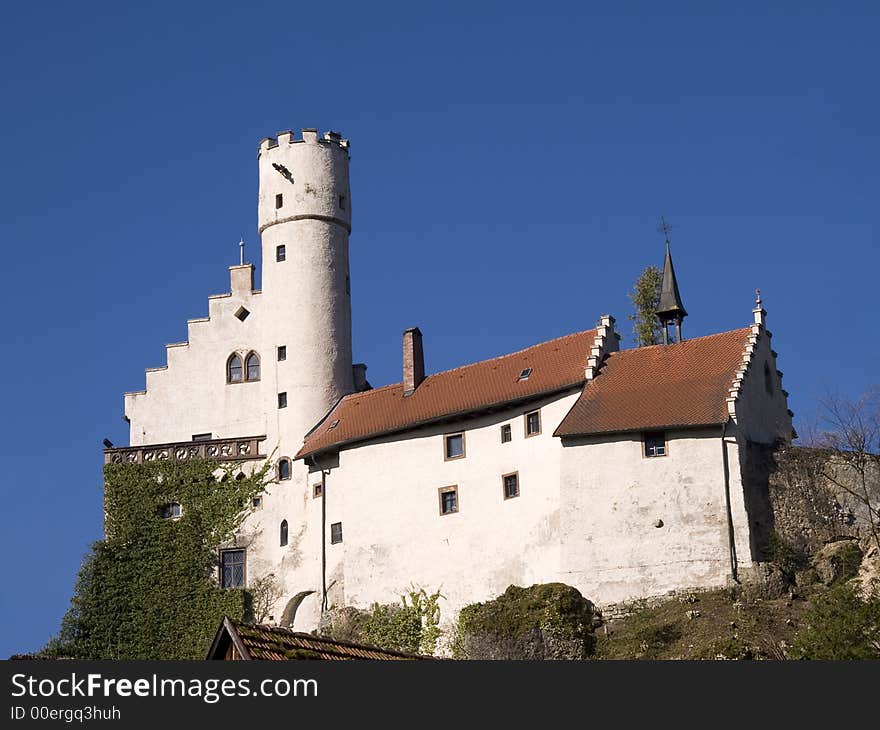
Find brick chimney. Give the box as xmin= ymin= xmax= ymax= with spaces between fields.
xmin=402 ymin=327 xmax=425 ymax=396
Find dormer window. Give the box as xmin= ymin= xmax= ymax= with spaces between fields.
xmin=518 ymin=368 xmax=532 ymax=381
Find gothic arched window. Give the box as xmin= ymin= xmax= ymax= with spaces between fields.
xmin=280 ymin=520 xmax=288 ymax=547
xmin=277 ymin=458 xmax=291 ymax=481
xmin=246 ymin=352 xmax=261 ymax=381
xmin=227 ymin=353 xmax=243 ymax=383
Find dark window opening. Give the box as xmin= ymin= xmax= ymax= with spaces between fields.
xmin=192 ymin=433 xmax=212 ymax=441
xmin=330 ymin=522 xmax=343 ymax=544
xmin=158 ymin=502 xmax=182 ymax=519
xmin=280 ymin=520 xmax=288 ymax=547
xmin=764 ymin=362 xmax=774 ymax=396
xmin=234 ymin=306 xmax=250 ymax=322
xmin=277 ymin=345 xmax=287 ymax=361
xmin=252 ymin=497 xmax=262 ymax=509
xmin=278 ymin=392 xmax=287 ymax=409
xmin=220 ymin=549 xmax=245 ymax=589
xmin=525 ymin=410 xmax=541 ymax=437
xmin=313 ymin=483 xmax=323 ymax=499
xmin=339 ymin=194 xmax=346 ymax=210
xmin=503 ymin=473 xmax=520 ymax=499
xmin=246 ymin=352 xmax=260 ymax=381
xmin=276 ymin=244 xmax=286 ymax=262
xmin=501 ymin=424 xmax=512 ymax=443
xmin=644 ymin=432 xmax=667 ymax=458
xmin=518 ymin=367 xmax=532 ymax=381
xmin=444 ymin=433 xmax=465 ymax=460
xmin=439 ymin=486 xmax=458 ymax=515
xmin=275 ymin=193 xmax=283 ymax=209
xmin=227 ymin=354 xmax=243 ymax=383
xmin=278 ymin=458 xmax=291 ymax=481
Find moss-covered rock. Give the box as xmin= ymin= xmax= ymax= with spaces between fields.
xmin=454 ymin=583 xmax=598 ymax=660
xmin=812 ymin=540 xmax=863 ymax=586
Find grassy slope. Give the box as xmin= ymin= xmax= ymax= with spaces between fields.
xmin=594 ymin=589 xmax=810 ymax=660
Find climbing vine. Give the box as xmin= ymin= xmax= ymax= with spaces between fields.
xmin=43 ymin=458 xmax=271 ymax=660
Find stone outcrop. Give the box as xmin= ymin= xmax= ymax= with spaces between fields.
xmin=454 ymin=583 xmax=598 ymax=660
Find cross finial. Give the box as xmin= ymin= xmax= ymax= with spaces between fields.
xmin=657 ymin=216 xmax=674 ymax=244
xmin=239 ymin=237 xmax=245 ymax=266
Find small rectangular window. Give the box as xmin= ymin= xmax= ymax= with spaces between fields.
xmin=330 ymin=522 xmax=343 ymax=544
xmin=313 ymin=483 xmax=323 ymax=499
xmin=503 ymin=472 xmax=520 ymax=500
xmin=276 ymin=244 xmax=286 ymax=262
xmin=444 ymin=432 xmax=465 ymax=460
xmin=278 ymin=392 xmax=287 ymax=409
xmin=220 ymin=549 xmax=246 ymax=589
xmin=252 ymin=497 xmax=263 ymax=509
xmin=438 ymin=486 xmax=458 ymax=515
xmin=644 ymin=432 xmax=667 ymax=458
xmin=339 ymin=194 xmax=346 ymax=210
xmin=277 ymin=345 xmax=287 ymax=361
xmin=501 ymin=424 xmax=512 ymax=443
xmin=275 ymin=193 xmax=283 ymax=209
xmin=524 ymin=410 xmax=541 ymax=437
xmin=192 ymin=433 xmax=212 ymax=441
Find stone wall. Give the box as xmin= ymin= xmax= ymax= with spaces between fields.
xmin=768 ymin=446 xmax=878 ymax=554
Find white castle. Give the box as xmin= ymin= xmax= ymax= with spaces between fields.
xmin=108 ymin=127 xmax=795 ymax=633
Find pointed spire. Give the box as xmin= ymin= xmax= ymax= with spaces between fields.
xmin=655 ymin=235 xmax=688 ymax=344
xmin=656 ymin=241 xmax=687 ymax=320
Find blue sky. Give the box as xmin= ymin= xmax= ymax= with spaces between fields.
xmin=0 ymin=1 xmax=877 ymax=657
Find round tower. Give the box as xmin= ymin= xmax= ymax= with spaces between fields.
xmin=258 ymin=128 xmax=354 ymax=443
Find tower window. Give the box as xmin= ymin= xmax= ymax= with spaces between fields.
xmin=338 ymin=194 xmax=346 ymax=210
xmin=501 ymin=424 xmax=512 ymax=443
xmin=524 ymin=410 xmax=541 ymax=437
xmin=280 ymin=520 xmax=288 ymax=547
xmin=234 ymin=306 xmax=250 ymax=322
xmin=158 ymin=502 xmax=182 ymax=519
xmin=245 ymin=352 xmax=260 ymax=381
xmin=277 ymin=345 xmax=287 ymax=361
xmin=644 ymin=432 xmax=667 ymax=458
xmin=330 ymin=522 xmax=343 ymax=544
xmin=503 ymin=472 xmax=520 ymax=500
xmin=345 ymin=275 xmax=350 ymax=295
xmin=220 ymin=549 xmax=246 ymax=589
xmin=438 ymin=485 xmax=459 ymax=515
xmin=444 ymin=432 xmax=465 ymax=460
xmin=277 ymin=458 xmax=291 ymax=481
xmin=278 ymin=392 xmax=287 ymax=409
xmin=275 ymin=193 xmax=283 ymax=209
xmin=227 ymin=354 xmax=243 ymax=383
xmin=276 ymin=245 xmax=286 ymax=262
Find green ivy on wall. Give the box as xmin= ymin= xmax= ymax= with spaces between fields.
xmin=43 ymin=458 xmax=271 ymax=660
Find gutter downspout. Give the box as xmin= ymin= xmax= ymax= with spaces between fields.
xmin=321 ymin=467 xmax=328 ymax=612
xmin=721 ymin=419 xmax=739 ymax=582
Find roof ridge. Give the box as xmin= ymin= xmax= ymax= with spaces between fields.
xmin=610 ymin=327 xmax=751 ymax=357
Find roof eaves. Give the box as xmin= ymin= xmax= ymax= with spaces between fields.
xmin=297 ymin=381 xmax=585 ymax=460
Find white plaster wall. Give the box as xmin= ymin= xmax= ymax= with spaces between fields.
xmin=558 ymin=428 xmax=748 ymax=605
xmin=121 ymin=129 xmax=356 ymax=630
xmin=732 ymin=326 xmax=793 ymax=445
xmin=317 ymin=391 xmax=582 ymax=625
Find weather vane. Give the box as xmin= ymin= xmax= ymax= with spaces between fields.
xmin=657 ymin=216 xmax=674 ymax=244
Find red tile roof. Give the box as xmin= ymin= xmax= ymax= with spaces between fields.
xmin=554 ymin=328 xmax=751 ymax=437
xmin=208 ymin=618 xmax=430 ymax=660
xmin=296 ymin=329 xmax=598 ymax=459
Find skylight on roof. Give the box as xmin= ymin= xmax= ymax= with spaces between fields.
xmin=518 ymin=367 xmax=532 ymax=381
xmin=328 ymin=419 xmax=340 ymax=431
